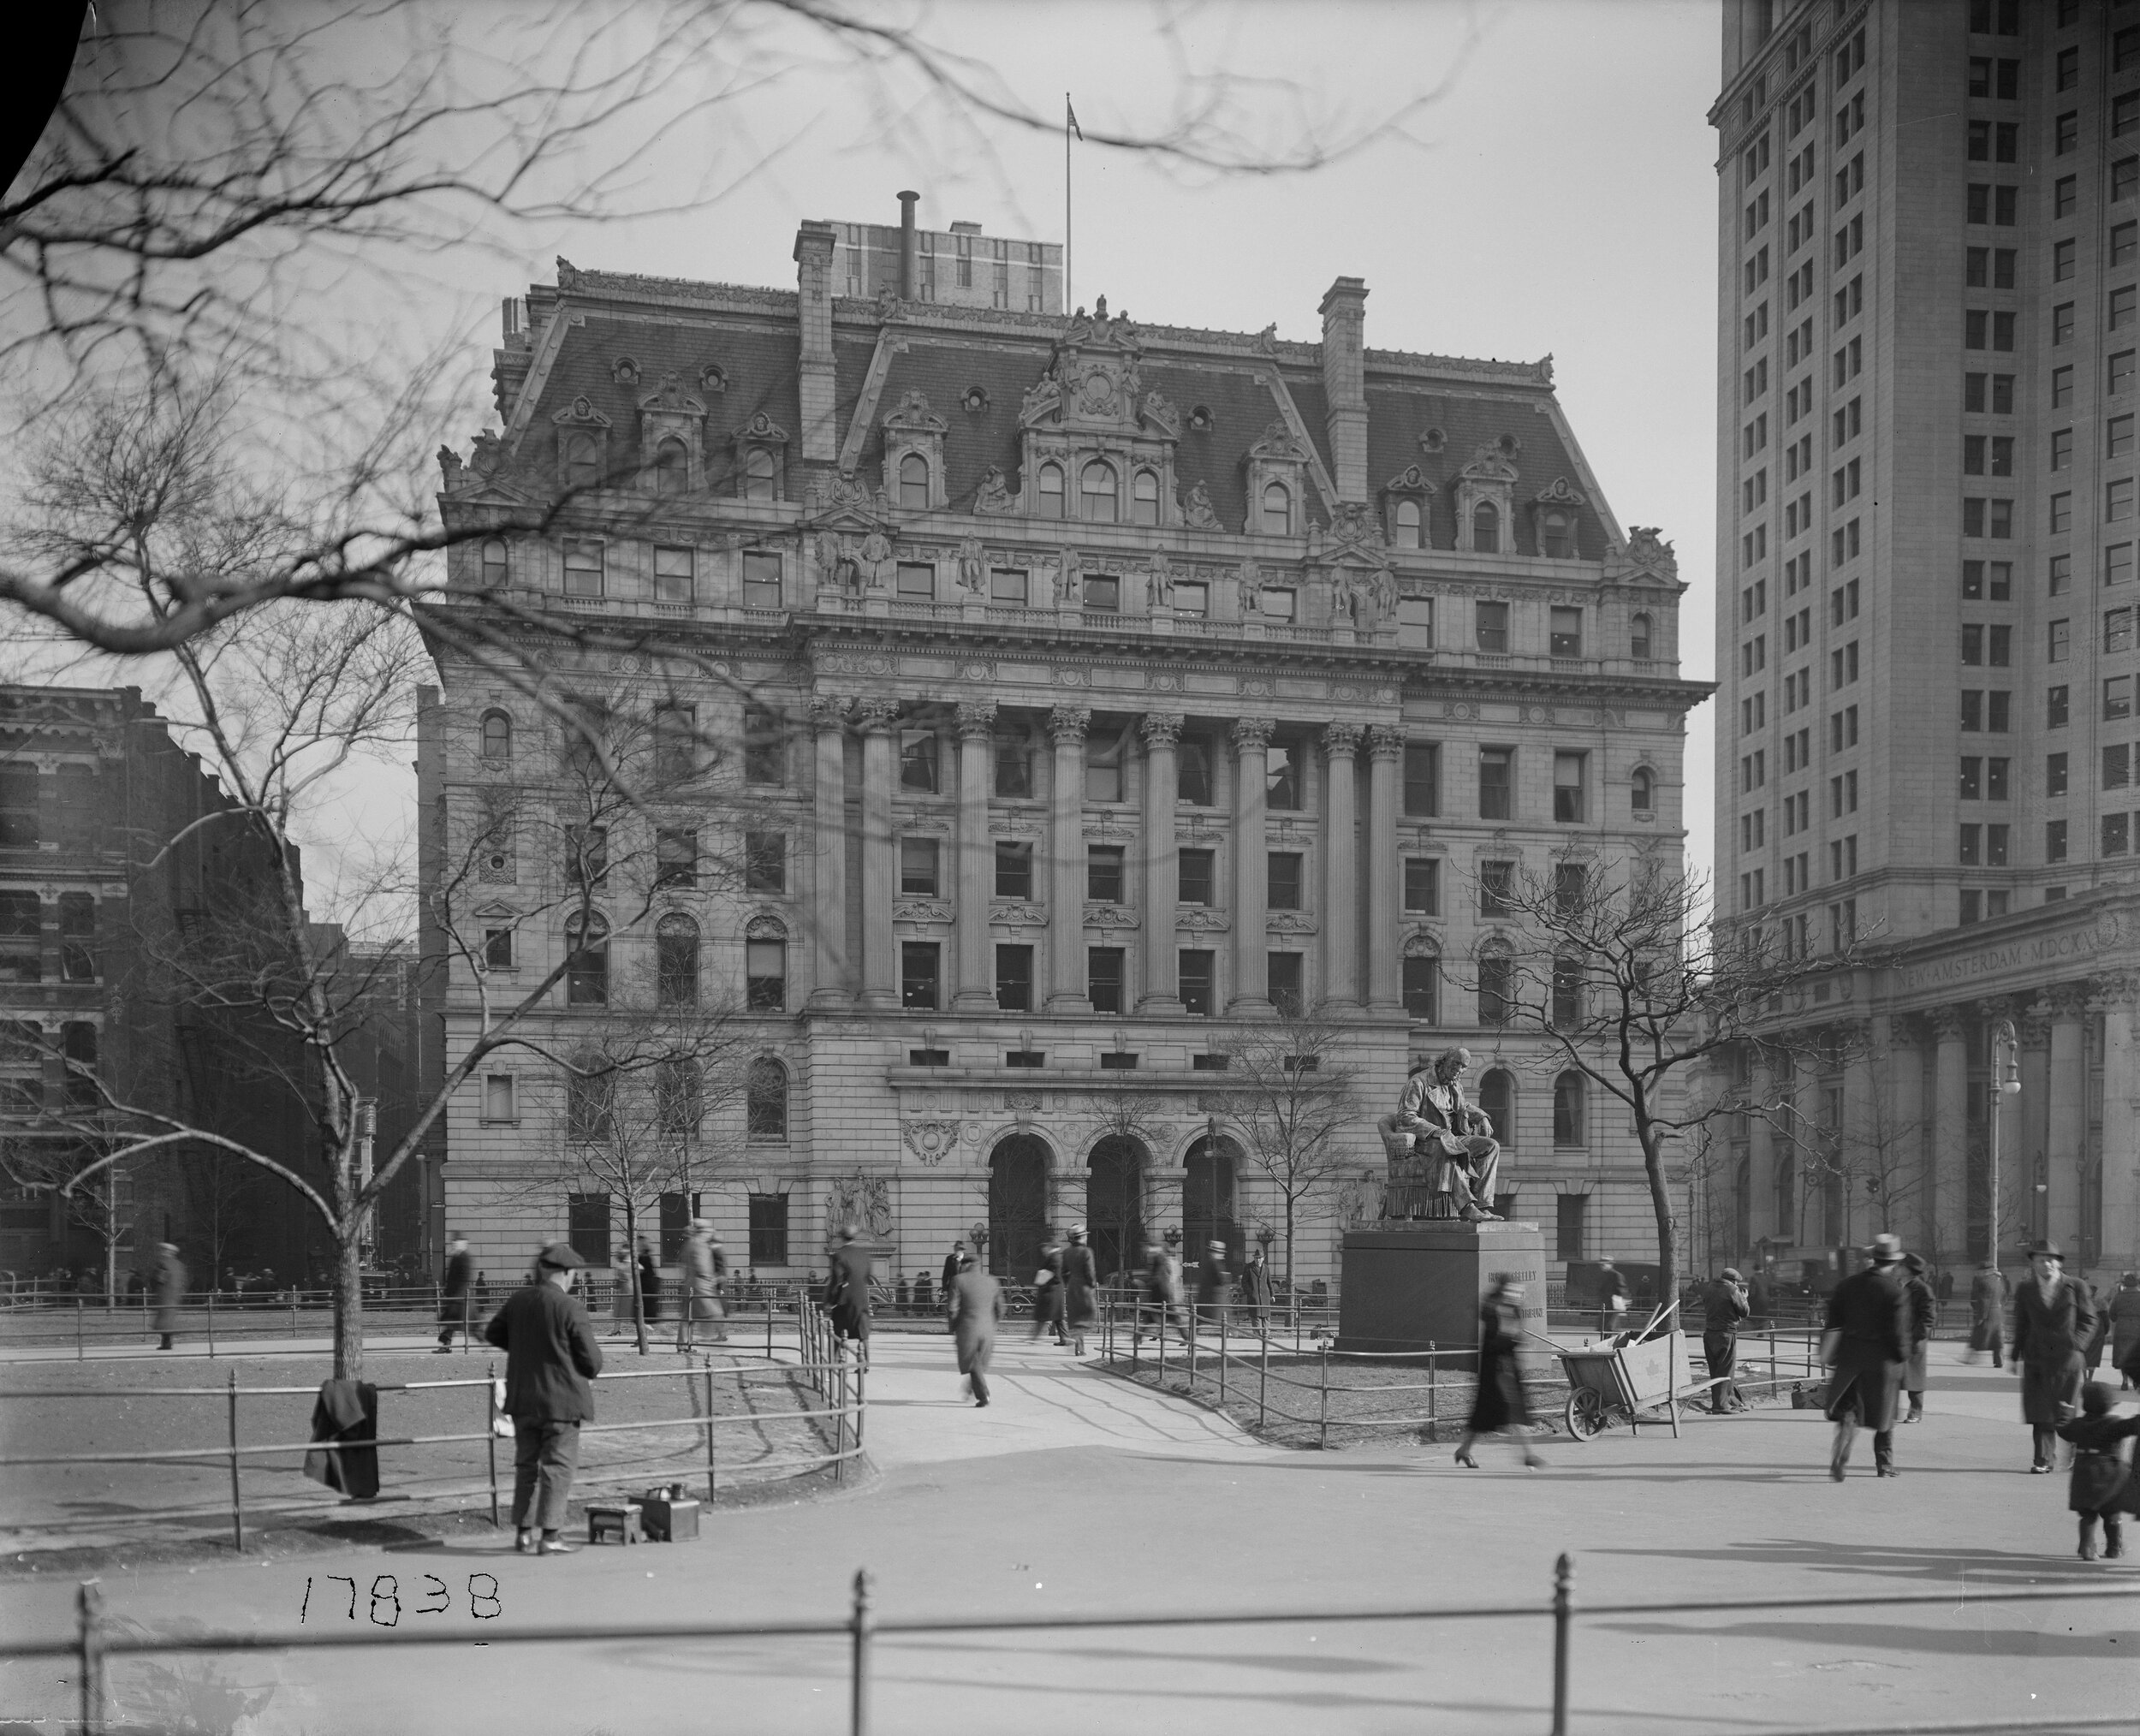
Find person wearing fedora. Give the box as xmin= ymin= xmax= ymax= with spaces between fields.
xmin=2012 ymin=1240 xmax=2099 ymax=1474
xmin=1060 ymin=1225 xmax=1098 ymax=1357
xmin=1196 ymin=1239 xmax=1233 ymax=1336
xmin=1821 ymin=1233 xmax=1911 ymax=1480
xmin=1030 ymin=1227 xmax=1068 ymax=1346
xmin=675 ymin=1219 xmax=728 ymax=1352
xmin=484 ymin=1241 xmax=604 ymax=1555
xmin=1900 ymin=1252 xmax=1938 ymax=1424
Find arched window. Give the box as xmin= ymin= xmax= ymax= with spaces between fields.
xmin=1551 ymin=955 xmax=1583 ymax=1030
xmin=747 ymin=1056 xmax=788 ymax=1139
xmin=1554 ymin=1072 xmax=1587 ymax=1146
xmin=479 ymin=538 xmax=508 ymax=589
xmin=989 ymin=1133 xmax=1050 ymax=1277
xmin=1184 ymin=1133 xmax=1245 ymax=1269
xmin=1471 ymin=502 xmax=1500 ymax=553
xmin=1037 ymin=462 xmax=1065 ymax=518
xmin=1542 ymin=509 xmax=1573 ymax=559
xmin=562 ymin=433 xmax=601 ymax=491
xmin=743 ymin=446 xmax=776 ymax=502
xmin=656 ymin=913 xmax=699 ymax=1008
xmin=653 ymin=438 xmax=687 ymax=496
xmin=479 ymin=710 xmax=512 ymax=763
xmin=1394 ymin=498 xmax=1423 ymax=548
xmin=898 ymin=452 xmax=930 ymax=509
xmin=1632 ymin=768 xmax=1655 ymax=814
xmin=1131 ymin=469 xmax=1160 ymax=525
xmin=1479 ymin=1068 xmax=1515 ymax=1149
xmin=1477 ymin=943 xmax=1514 ymax=1026
xmin=1080 ymin=460 xmax=1118 ymax=522
xmin=564 ymin=913 xmax=609 ymax=1006
xmin=1261 ymin=481 xmax=1292 ymax=536
xmin=1631 ymin=612 xmax=1653 ymax=660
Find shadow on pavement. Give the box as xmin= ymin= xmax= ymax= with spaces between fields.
xmin=1594 ymin=1616 xmax=2129 ymax=1659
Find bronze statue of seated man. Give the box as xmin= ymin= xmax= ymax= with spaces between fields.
xmin=1390 ymin=1045 xmax=1502 ymax=1222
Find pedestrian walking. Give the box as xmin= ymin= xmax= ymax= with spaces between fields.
xmin=1454 ymin=1274 xmax=1545 ymax=1470
xmin=1901 ymin=1251 xmax=1938 ymax=1424
xmin=484 ymin=1241 xmax=603 ymax=1555
xmin=634 ymin=1239 xmax=663 ymax=1324
xmin=152 ymin=1242 xmax=186 ymax=1352
xmin=1195 ymin=1240 xmax=1233 ymax=1340
xmin=948 ymin=1251 xmax=1003 ymax=1406
xmin=1821 ymin=1233 xmax=1910 ymax=1481
xmin=1030 ymin=1228 xmax=1067 ymax=1344
xmin=1596 ymin=1257 xmax=1631 ymax=1336
xmin=435 ymin=1235 xmax=474 ymax=1353
xmin=1239 ymin=1245 xmax=1273 ymax=1339
xmin=825 ymin=1223 xmax=872 ymax=1367
xmin=912 ymin=1269 xmax=935 ymax=1315
xmin=941 ymin=1239 xmax=966 ymax=1303
xmin=607 ymin=1246 xmax=635 ymax=1338
xmin=2111 ymin=1274 xmax=2140 ymax=1389
xmin=1702 ymin=1268 xmax=1751 ymax=1414
xmin=1965 ymin=1259 xmax=2008 ymax=1365
xmin=1936 ymin=1266 xmax=1956 ymax=1306
xmin=2083 ymin=1276 xmax=2112 ymax=1379
xmin=675 ymin=1220 xmax=728 ymax=1351
xmin=2057 ymin=1382 xmax=2140 ymax=1560
xmin=1061 ymin=1224 xmax=1098 ymax=1357
xmin=1748 ymin=1264 xmax=1773 ymax=1323
xmin=2012 ymin=1241 xmax=2098 ymax=1474
xmin=1137 ymin=1237 xmax=1186 ymax=1346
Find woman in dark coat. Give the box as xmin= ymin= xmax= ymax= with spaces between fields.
xmin=634 ymin=1239 xmax=663 ymax=1324
xmin=2012 ymin=1242 xmax=2099 ymax=1472
xmin=2111 ymin=1274 xmax=2140 ymax=1389
xmin=1455 ymin=1275 xmax=1545 ymax=1470
xmin=152 ymin=1243 xmax=187 ymax=1352
xmin=1059 ymin=1225 xmax=1098 ymax=1358
xmin=1901 ymin=1253 xmax=1938 ymax=1423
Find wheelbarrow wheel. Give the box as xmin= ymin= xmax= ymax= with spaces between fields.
xmin=1564 ymin=1386 xmax=1608 ymax=1441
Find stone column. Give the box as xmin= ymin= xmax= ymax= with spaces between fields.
xmin=2098 ymin=977 xmax=2140 ymax=1271
xmin=1930 ymin=1007 xmax=1971 ymax=1264
xmin=1228 ymin=717 xmax=1274 ymax=1015
xmin=1046 ymin=705 xmax=1091 ymax=1012
xmin=806 ymin=696 xmax=851 ymax=1010
xmin=1138 ymin=712 xmax=1184 ymax=1013
xmin=952 ymin=700 xmax=997 ymax=1012
xmin=1838 ymin=1020 xmax=1875 ymax=1241
xmin=1882 ymin=1019 xmax=1928 ymax=1252
xmin=855 ymin=697 xmax=901 ymax=1010
xmin=1747 ymin=1054 xmax=1779 ymax=1246
xmin=1364 ymin=726 xmax=1404 ymax=1012
xmin=1319 ymin=722 xmax=1363 ymax=1008
xmin=2045 ymin=984 xmax=2089 ymax=1256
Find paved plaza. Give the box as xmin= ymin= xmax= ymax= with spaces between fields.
xmin=0 ymin=1332 xmax=2130 ymax=1734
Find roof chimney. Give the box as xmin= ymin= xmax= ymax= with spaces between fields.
xmin=794 ymin=220 xmax=838 ymax=462
xmin=1319 ymin=276 xmax=1369 ymax=503
xmin=898 ymin=191 xmax=920 ymax=300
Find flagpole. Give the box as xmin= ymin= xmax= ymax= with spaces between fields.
xmin=1065 ymin=92 xmax=1073 ymax=311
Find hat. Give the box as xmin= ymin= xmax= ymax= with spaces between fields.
xmin=2028 ymin=1240 xmax=2065 ymax=1261
xmin=689 ymin=1218 xmax=708 ymax=1232
xmin=1865 ymin=1233 xmax=1903 ymax=1264
xmin=1067 ymin=1224 xmax=1085 ymax=1239
xmin=1208 ymin=1240 xmax=1226 ymax=1252
xmin=537 ymin=1241 xmax=585 ymax=1270
xmin=1720 ymin=1268 xmax=1744 ymax=1283
xmin=1902 ymin=1251 xmax=1927 ymax=1275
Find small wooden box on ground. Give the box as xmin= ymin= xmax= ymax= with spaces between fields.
xmin=639 ymin=1489 xmax=700 ymax=1542
xmin=1337 ymin=1220 xmax=1548 ymax=1363
xmin=587 ymin=1504 xmax=644 ymax=1546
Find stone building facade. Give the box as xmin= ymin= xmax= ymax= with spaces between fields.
xmin=1711 ymin=0 xmax=2140 ymax=1275
xmin=425 ymin=217 xmax=1703 ymax=1293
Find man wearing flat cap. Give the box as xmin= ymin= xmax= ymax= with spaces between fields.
xmin=485 ymin=1241 xmax=604 ymax=1555
xmin=1821 ymin=1233 xmax=1911 ymax=1481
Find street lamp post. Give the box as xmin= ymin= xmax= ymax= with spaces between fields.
xmin=1988 ymin=1019 xmax=2022 ymax=1272
xmin=970 ymin=1220 xmax=989 ymax=1275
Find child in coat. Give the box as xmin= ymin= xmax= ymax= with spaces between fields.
xmin=2055 ymin=1382 xmax=2140 ymax=1561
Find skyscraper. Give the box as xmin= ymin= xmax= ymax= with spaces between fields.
xmin=1713 ymin=0 xmax=2140 ymax=1277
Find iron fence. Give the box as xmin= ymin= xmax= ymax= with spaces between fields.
xmin=10 ymin=1555 xmax=2134 ymax=1736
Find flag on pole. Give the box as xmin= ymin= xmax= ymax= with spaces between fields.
xmin=1067 ymin=96 xmax=1083 ymax=140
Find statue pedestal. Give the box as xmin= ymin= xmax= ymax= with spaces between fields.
xmin=1338 ymin=1221 xmax=1547 ymax=1364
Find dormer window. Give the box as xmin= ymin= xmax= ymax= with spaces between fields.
xmin=1471 ymin=502 xmax=1500 ymax=553
xmin=1132 ymin=468 xmax=1161 ymax=525
xmin=1081 ymin=460 xmax=1119 ymax=522
xmin=744 ymin=447 xmax=776 ymax=501
xmin=1541 ymin=509 xmax=1573 ymax=559
xmin=479 ymin=538 xmax=508 ymax=589
xmin=1037 ymin=462 xmax=1065 ymax=517
xmin=899 ymin=452 xmax=930 ymax=510
xmin=653 ymin=438 xmax=687 ymax=496
xmin=562 ymin=433 xmax=601 ymax=491
xmin=1394 ymin=498 xmax=1423 ymax=548
xmin=1262 ymin=481 xmax=1293 ymax=536
xmin=1382 ymin=464 xmax=1436 ymax=550
xmin=1632 ymin=612 xmax=1654 ymax=660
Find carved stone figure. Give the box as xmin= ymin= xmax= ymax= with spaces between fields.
xmin=1382 ymin=1047 xmax=1503 ymax=1222
xmin=825 ymin=1172 xmax=895 ymax=1240
xmin=1020 ymin=371 xmax=1063 ymax=423
xmin=974 ymin=465 xmax=1016 ymax=514
xmin=1144 ymin=558 xmax=1176 ymax=610
xmin=1181 ymin=480 xmax=1220 ymax=531
xmin=1625 ymin=526 xmax=1679 ymax=580
xmin=857 ymin=529 xmax=895 ymax=590
xmin=469 ymin=430 xmax=507 ymax=478
xmin=813 ymin=528 xmax=846 ymax=592
xmin=437 ymin=446 xmax=463 ymax=491
xmin=954 ymin=536 xmax=987 ymax=593
xmin=1052 ymin=546 xmax=1083 ymax=604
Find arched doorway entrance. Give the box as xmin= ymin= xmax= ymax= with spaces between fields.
xmin=1086 ymin=1136 xmax=1150 ymax=1284
xmin=988 ymin=1135 xmax=1050 ymax=1280
xmin=1184 ymin=1133 xmax=1246 ymax=1276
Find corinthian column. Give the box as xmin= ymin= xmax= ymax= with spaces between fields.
xmin=1138 ymin=712 xmax=1184 ymax=1012
xmin=1930 ymin=1007 xmax=1971 ymax=1263
xmin=1364 ymin=726 xmax=1404 ymax=1011
xmin=806 ymin=695 xmax=851 ymax=1010
xmin=855 ymin=697 xmax=901 ymax=1010
xmin=952 ymin=700 xmax=998 ymax=1011
xmin=1228 ymin=716 xmax=1273 ymax=1015
xmin=1046 ymin=705 xmax=1091 ymax=1011
xmin=1320 ymin=722 xmax=1363 ymax=1008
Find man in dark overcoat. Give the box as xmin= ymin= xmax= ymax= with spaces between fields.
xmin=947 ymin=1251 xmax=1003 ymax=1406
xmin=2012 ymin=1240 xmax=2099 ymax=1472
xmin=1239 ymin=1245 xmax=1274 ymax=1339
xmin=1703 ymin=1268 xmax=1751 ymax=1413
xmin=826 ymin=1223 xmax=873 ymax=1367
xmin=1060 ymin=1225 xmax=1099 ymax=1357
xmin=484 ymin=1241 xmax=603 ymax=1555
xmin=152 ymin=1242 xmax=187 ymax=1352
xmin=1966 ymin=1260 xmax=2008 ymax=1365
xmin=1822 ymin=1233 xmax=1911 ymax=1480
xmin=436 ymin=1234 xmax=474 ymax=1352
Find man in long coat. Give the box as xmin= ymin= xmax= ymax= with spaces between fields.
xmin=2012 ymin=1240 xmax=2099 ymax=1472
xmin=152 ymin=1242 xmax=187 ymax=1352
xmin=947 ymin=1252 xmax=1003 ymax=1406
xmin=1703 ymin=1269 xmax=1751 ymax=1413
xmin=1822 ymin=1233 xmax=1911 ymax=1480
xmin=1966 ymin=1260 xmax=2008 ymax=1365
xmin=1060 ymin=1225 xmax=1099 ymax=1357
xmin=484 ymin=1241 xmax=603 ymax=1555
xmin=1239 ymin=1245 xmax=1274 ymax=1338
xmin=675 ymin=1220 xmax=728 ymax=1351
xmin=825 ymin=1223 xmax=873 ymax=1367
xmin=436 ymin=1235 xmax=474 ymax=1353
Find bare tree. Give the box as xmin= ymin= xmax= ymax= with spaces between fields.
xmin=1459 ymin=857 xmax=1868 ymax=1312
xmin=1213 ymin=1012 xmax=1363 ymax=1293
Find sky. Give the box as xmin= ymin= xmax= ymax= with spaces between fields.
xmin=433 ymin=0 xmax=1728 ymax=883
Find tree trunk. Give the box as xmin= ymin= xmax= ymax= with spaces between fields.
xmin=1283 ymin=1192 xmax=1296 ymax=1298
xmin=1638 ymin=1123 xmax=1677 ymax=1322
xmin=623 ymin=1198 xmax=646 ymax=1356
xmin=332 ymin=1225 xmax=365 ymax=1380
